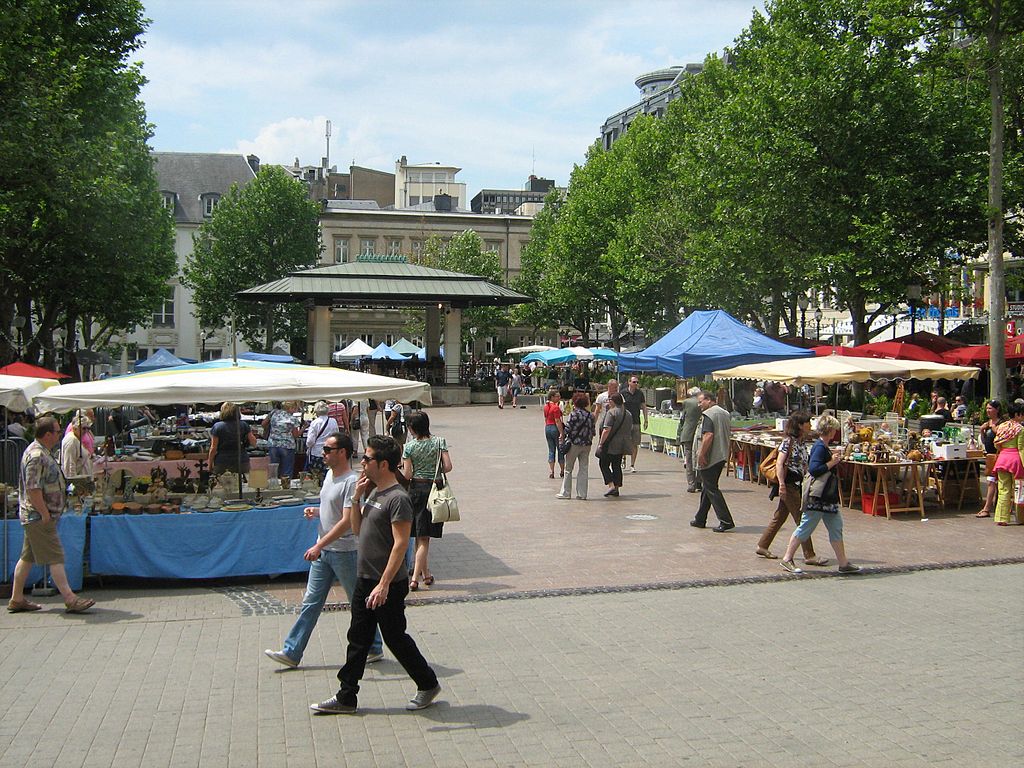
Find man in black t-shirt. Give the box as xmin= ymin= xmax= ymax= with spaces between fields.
xmin=495 ymin=364 xmax=511 ymax=409
xmin=621 ymin=376 xmax=649 ymax=473
xmin=311 ymin=435 xmax=440 ymax=715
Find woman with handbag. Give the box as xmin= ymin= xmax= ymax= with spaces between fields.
xmin=779 ymin=413 xmax=860 ymax=575
xmin=755 ymin=411 xmax=827 ymax=565
xmin=596 ymin=393 xmax=630 ymax=498
xmin=557 ymin=392 xmax=595 ymax=500
xmin=401 ymin=412 xmax=452 ymax=590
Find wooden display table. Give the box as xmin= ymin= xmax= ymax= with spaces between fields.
xmin=844 ymin=459 xmax=931 ymax=519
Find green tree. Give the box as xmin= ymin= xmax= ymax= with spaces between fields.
xmin=0 ymin=0 xmax=176 ymax=370
xmin=183 ymin=165 xmax=322 ymax=351
xmin=420 ymin=230 xmax=507 ymax=339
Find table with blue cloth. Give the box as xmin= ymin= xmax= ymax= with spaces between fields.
xmin=88 ymin=505 xmax=318 ymax=579
xmin=3 ymin=515 xmax=87 ymax=591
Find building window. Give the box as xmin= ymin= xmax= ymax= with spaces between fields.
xmin=387 ymin=239 xmax=401 ymax=256
xmin=520 ymin=336 xmax=529 ymax=346
xmin=411 ymin=240 xmax=422 ymax=262
xmin=385 ymin=333 xmax=395 ymax=346
xmin=412 ymin=336 xmax=423 ymax=347
xmin=161 ymin=191 xmax=176 ymax=210
xmin=334 ymin=237 xmax=350 ymax=263
xmin=485 ymin=337 xmax=494 ymax=354
xmin=359 ymin=333 xmax=373 ymax=345
xmin=152 ymin=285 xmax=175 ymax=327
xmin=200 ymin=193 xmax=220 ymax=217
xmin=486 ymin=241 xmax=501 ymax=255
xmin=409 ymin=196 xmax=420 ymax=206
xmin=334 ymin=334 xmax=349 ymax=350
xmin=135 ymin=348 xmax=149 ymax=362
xmin=360 ymin=238 xmax=376 ymax=257
xmin=202 ymin=349 xmax=222 ymax=361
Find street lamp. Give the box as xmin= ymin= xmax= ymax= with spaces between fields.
xmin=906 ymin=283 xmax=922 ymax=337
xmin=813 ymin=307 xmax=823 ymax=341
xmin=797 ymin=294 xmax=809 ymax=339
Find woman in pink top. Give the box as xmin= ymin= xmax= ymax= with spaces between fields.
xmin=543 ymin=389 xmax=565 ymax=479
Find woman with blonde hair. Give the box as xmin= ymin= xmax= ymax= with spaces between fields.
xmin=208 ymin=402 xmax=257 ymax=475
xmin=780 ymin=413 xmax=860 ymax=575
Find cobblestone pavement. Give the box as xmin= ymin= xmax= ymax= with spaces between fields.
xmin=1 ymin=565 xmax=1021 ymax=767
xmin=1 ymin=405 xmax=1022 ymax=766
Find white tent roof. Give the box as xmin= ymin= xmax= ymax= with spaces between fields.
xmin=33 ymin=363 xmax=432 ymax=410
xmin=713 ymin=355 xmax=980 ymax=385
xmin=332 ymin=339 xmax=376 ymax=361
xmin=0 ymin=374 xmax=59 ymax=412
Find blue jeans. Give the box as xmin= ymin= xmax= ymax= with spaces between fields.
xmin=282 ymin=549 xmax=382 ymax=662
xmin=793 ymin=506 xmax=844 ymax=542
xmin=545 ymin=424 xmax=564 ymax=463
xmin=268 ymin=446 xmax=294 ymax=478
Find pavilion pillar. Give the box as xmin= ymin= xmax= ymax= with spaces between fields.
xmin=443 ymin=307 xmax=462 ymax=385
xmin=425 ymin=305 xmax=441 ymax=360
xmin=310 ymin=305 xmax=332 ymax=366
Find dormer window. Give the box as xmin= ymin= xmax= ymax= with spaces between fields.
xmin=161 ymin=191 xmax=177 ymax=210
xmin=200 ymin=193 xmax=221 ymax=217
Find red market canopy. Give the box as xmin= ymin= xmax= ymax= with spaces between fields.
xmin=851 ymin=341 xmax=945 ymax=363
xmin=0 ymin=361 xmax=70 ymax=379
xmin=942 ymin=335 xmax=1024 ymax=366
xmin=893 ymin=331 xmax=967 ymax=354
xmin=812 ymin=345 xmax=863 ymax=356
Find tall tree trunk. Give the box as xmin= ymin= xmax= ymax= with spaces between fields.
xmin=987 ymin=2 xmax=1007 ymax=403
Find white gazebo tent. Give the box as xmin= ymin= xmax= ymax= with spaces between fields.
xmin=332 ymin=339 xmax=375 ymax=362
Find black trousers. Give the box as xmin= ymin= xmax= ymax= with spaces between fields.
xmin=336 ymin=577 xmax=437 ymax=706
xmin=694 ymin=460 xmax=734 ymax=526
xmin=599 ymin=451 xmax=623 ymax=487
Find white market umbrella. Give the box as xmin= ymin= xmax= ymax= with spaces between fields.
xmin=506 ymin=344 xmax=556 ymax=354
xmin=333 ymin=339 xmax=375 ymax=361
xmin=0 ymin=374 xmax=59 ymax=412
xmin=33 ymin=362 xmax=432 ymax=410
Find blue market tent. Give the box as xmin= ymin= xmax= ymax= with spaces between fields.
xmin=238 ymin=350 xmax=297 ymax=363
xmin=370 ymin=342 xmax=409 ymax=361
xmin=522 ymin=347 xmax=618 ymax=365
xmin=617 ymin=310 xmax=813 ymax=377
xmin=416 ymin=345 xmax=444 ymax=360
xmin=134 ymin=347 xmax=195 ymax=372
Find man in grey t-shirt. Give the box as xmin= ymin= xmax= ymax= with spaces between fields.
xmin=690 ymin=391 xmax=735 ymax=532
xmin=265 ymin=432 xmax=382 ymax=668
xmin=311 ymin=435 xmax=440 ymax=715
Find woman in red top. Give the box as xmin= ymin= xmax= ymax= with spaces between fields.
xmin=543 ymin=389 xmax=566 ymax=479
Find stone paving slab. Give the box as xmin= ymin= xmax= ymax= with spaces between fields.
xmin=250 ymin=405 xmax=1023 ymax=608
xmin=1 ymin=565 xmax=1021 ymax=767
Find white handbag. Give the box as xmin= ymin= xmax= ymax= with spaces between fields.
xmin=428 ymin=442 xmax=459 ymax=523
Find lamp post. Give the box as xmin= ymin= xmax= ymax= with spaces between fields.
xmin=797 ymin=294 xmax=809 ymax=339
xmin=907 ymin=283 xmax=922 ymax=337
xmin=814 ymin=307 xmax=823 ymax=342
xmin=11 ymin=314 xmax=25 ymax=359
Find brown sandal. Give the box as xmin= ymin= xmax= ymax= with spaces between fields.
xmin=976 ymin=511 xmax=991 ymax=518
xmin=804 ymin=556 xmax=830 ymax=566
xmin=64 ymin=597 xmax=95 ymax=614
xmin=423 ymin=574 xmax=435 ymax=586
xmin=7 ymin=599 xmax=43 ymax=613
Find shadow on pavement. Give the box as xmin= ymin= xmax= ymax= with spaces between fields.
xmin=421 ymin=702 xmax=530 ymax=731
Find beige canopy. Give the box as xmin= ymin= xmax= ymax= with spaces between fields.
xmin=713 ymin=355 xmax=980 ymax=385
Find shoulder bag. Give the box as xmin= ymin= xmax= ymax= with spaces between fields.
xmin=428 ymin=439 xmax=459 ymax=523
xmin=595 ymin=410 xmax=628 ymax=457
xmin=759 ymin=446 xmax=780 ymax=486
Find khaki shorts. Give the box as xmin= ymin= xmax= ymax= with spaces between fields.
xmin=631 ymin=422 xmax=642 ymax=449
xmin=20 ymin=519 xmax=65 ymax=565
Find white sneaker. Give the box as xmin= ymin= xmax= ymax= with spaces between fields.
xmin=630 ymin=466 xmax=637 ymax=473
xmin=365 ymin=651 xmax=385 ymax=663
xmin=555 ymin=494 xmax=570 ymax=499
xmin=406 ymin=684 xmax=441 ymax=711
xmin=265 ymin=649 xmax=298 ymax=668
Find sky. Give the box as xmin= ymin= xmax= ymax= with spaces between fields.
xmin=139 ymin=0 xmax=764 ymax=197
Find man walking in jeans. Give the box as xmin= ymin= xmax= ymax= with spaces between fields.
xmin=265 ymin=432 xmax=383 ymax=668
xmin=311 ymin=435 xmax=440 ymax=715
xmin=690 ymin=390 xmax=736 ymax=533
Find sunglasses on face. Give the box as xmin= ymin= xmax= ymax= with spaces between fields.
xmin=322 ymin=446 xmax=339 ymax=454
xmin=360 ymin=454 xmax=380 ymax=463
